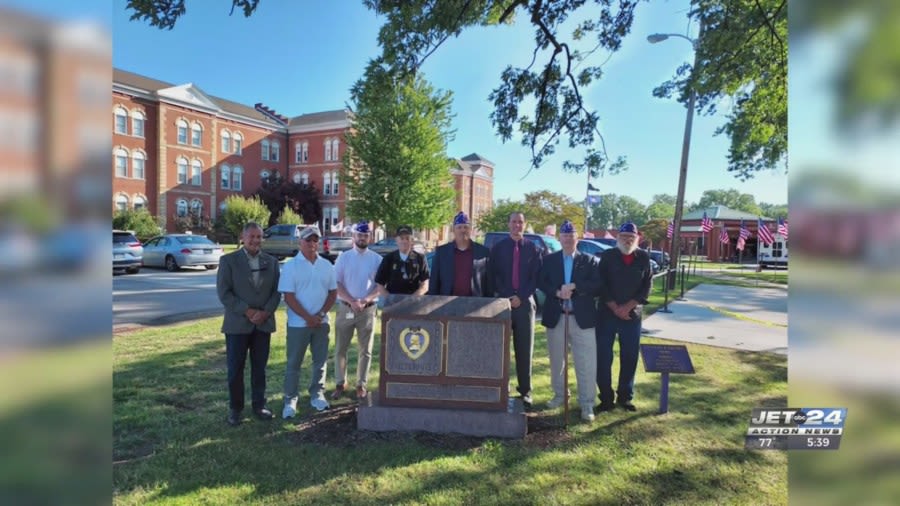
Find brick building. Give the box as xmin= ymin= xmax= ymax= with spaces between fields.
xmin=112 ymin=69 xmax=493 ymax=239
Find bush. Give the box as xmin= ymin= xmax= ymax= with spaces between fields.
xmin=221 ymin=195 xmax=271 ymax=239
xmin=113 ymin=209 xmax=162 ymax=242
xmin=277 ymin=205 xmax=303 ymax=225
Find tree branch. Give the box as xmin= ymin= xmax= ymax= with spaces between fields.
xmin=498 ymin=0 xmax=528 ymax=24
xmin=413 ymin=0 xmax=475 ymax=72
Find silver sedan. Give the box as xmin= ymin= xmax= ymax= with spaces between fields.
xmin=141 ymin=234 xmax=224 ymax=271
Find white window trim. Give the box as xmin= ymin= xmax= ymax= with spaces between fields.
xmin=191 ymin=122 xmax=202 ymax=147
xmin=191 ymin=159 xmax=202 ymax=186
xmin=176 ymin=157 xmax=189 ymax=184
xmin=114 ymin=107 xmax=128 ymax=135
xmin=221 ymin=164 xmax=231 ymax=189
xmin=232 ymin=166 xmax=243 ymax=191
xmin=131 ymin=151 xmax=146 ymax=179
xmin=114 ymin=148 xmax=129 ymax=178
xmin=323 ymin=171 xmax=331 ymax=195
xmin=233 ymin=132 xmax=243 ymax=155
xmin=261 ymin=139 xmax=270 ymax=161
xmin=176 ymin=119 xmax=189 ymax=144
xmin=176 ymin=199 xmax=188 ymax=217
xmin=271 ymin=141 xmax=280 ymax=162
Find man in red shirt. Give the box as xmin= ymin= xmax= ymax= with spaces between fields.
xmin=427 ymin=211 xmax=491 ymax=297
xmin=595 ymin=222 xmax=652 ymax=413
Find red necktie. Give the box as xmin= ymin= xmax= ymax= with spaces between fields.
xmin=512 ymin=240 xmax=520 ymax=292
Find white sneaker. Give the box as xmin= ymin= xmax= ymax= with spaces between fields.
xmin=546 ymin=396 xmax=564 ymax=409
xmin=581 ymin=406 xmax=595 ymax=422
xmin=282 ymin=401 xmax=297 ymax=419
xmin=310 ymin=397 xmax=330 ymax=412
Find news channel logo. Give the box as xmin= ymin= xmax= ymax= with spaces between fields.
xmin=745 ymin=408 xmax=847 ymax=450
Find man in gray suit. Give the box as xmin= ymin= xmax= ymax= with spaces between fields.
xmin=216 ymin=222 xmax=282 ymax=426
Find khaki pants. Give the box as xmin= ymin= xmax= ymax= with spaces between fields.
xmin=546 ymin=315 xmax=597 ymax=409
xmin=334 ymin=302 xmax=377 ymax=388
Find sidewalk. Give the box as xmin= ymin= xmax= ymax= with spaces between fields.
xmin=642 ymin=283 xmax=787 ymax=355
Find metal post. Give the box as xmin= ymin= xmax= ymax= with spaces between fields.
xmin=660 ymin=270 xmax=673 ymax=313
xmin=677 ymin=264 xmax=686 ymax=300
xmin=659 ymin=372 xmax=670 ymax=414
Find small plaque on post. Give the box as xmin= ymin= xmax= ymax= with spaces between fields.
xmin=640 ymin=344 xmax=695 ymax=414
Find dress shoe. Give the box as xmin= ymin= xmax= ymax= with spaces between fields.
xmin=356 ymin=385 xmax=368 ymax=399
xmin=617 ymin=400 xmax=637 ymax=412
xmin=330 ymin=385 xmax=346 ymax=400
xmin=253 ymin=407 xmax=274 ymax=420
xmin=594 ymin=402 xmax=615 ymax=414
xmin=227 ymin=409 xmax=242 ymax=426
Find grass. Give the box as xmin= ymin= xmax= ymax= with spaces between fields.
xmin=113 ymin=296 xmax=787 ymax=505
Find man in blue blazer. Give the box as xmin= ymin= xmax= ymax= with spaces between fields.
xmin=538 ymin=220 xmax=601 ymax=422
xmin=427 ymin=211 xmax=491 ymax=297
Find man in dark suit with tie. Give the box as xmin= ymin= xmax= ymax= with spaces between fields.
xmin=216 ymin=222 xmax=282 ymax=426
xmin=538 ymin=220 xmax=601 ymax=422
xmin=490 ymin=211 xmax=542 ymax=409
xmin=427 ymin=211 xmax=491 ymax=297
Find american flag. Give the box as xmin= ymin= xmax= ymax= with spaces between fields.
xmin=736 ymin=219 xmax=750 ymax=251
xmin=757 ymin=217 xmax=775 ymax=245
xmin=701 ymin=211 xmax=713 ymax=233
xmin=719 ymin=227 xmax=729 ymax=244
xmin=777 ymin=217 xmax=788 ymax=238
xmin=666 ymin=221 xmax=673 ymax=239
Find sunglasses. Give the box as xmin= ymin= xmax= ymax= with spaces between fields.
xmin=303 ymin=237 xmax=320 ymax=243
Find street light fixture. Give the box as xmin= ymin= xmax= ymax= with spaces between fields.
xmin=647 ymin=27 xmax=700 ymax=288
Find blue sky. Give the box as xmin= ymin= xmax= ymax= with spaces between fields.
xmin=21 ymin=0 xmax=789 ymax=206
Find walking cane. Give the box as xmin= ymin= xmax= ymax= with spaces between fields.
xmin=562 ymin=299 xmax=570 ymax=428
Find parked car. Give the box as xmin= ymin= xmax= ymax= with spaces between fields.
xmin=588 ymin=237 xmax=617 ymax=248
xmin=113 ymin=229 xmax=143 ymax=274
xmin=648 ymin=249 xmax=670 ymax=269
xmin=483 ymin=232 xmax=562 ymax=257
xmin=261 ymin=224 xmax=334 ymax=261
xmin=577 ymin=238 xmax=613 ymax=258
xmin=324 ymin=236 xmax=354 ymax=259
xmin=141 ymin=233 xmax=223 ymax=271
xmin=368 ymin=237 xmax=427 ymax=256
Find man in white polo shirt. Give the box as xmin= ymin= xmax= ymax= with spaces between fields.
xmin=278 ymin=225 xmax=337 ymax=419
xmin=332 ymin=220 xmax=383 ymax=401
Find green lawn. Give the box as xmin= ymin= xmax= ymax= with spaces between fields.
xmin=114 ymin=295 xmax=787 ymax=505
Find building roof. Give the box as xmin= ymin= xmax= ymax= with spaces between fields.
xmin=288 ymin=109 xmax=351 ymax=127
xmin=113 ymin=68 xmax=283 ymax=126
xmin=460 ymin=153 xmax=495 ymax=166
xmin=683 ymin=205 xmax=772 ymax=222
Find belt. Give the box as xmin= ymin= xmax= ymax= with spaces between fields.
xmin=340 ymin=300 xmax=375 ymax=309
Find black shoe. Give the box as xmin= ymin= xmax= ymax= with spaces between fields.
xmin=617 ymin=401 xmax=637 ymax=412
xmin=520 ymin=394 xmax=533 ymax=410
xmin=227 ymin=409 xmax=242 ymax=426
xmin=253 ymin=407 xmax=274 ymax=420
xmin=595 ymin=402 xmax=616 ymax=414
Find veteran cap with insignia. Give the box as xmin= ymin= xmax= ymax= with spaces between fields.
xmin=353 ymin=221 xmax=370 ymax=234
xmin=618 ymin=222 xmax=638 ymax=235
xmin=453 ymin=211 xmax=469 ymax=226
xmin=560 ymin=220 xmax=576 ymax=234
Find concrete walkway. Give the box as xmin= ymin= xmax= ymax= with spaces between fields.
xmin=642 ymin=283 xmax=787 ymax=355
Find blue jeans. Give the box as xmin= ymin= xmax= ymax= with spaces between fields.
xmin=226 ymin=329 xmax=271 ymax=411
xmin=595 ymin=316 xmax=641 ymax=405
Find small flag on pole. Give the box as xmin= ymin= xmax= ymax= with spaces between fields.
xmin=701 ymin=211 xmax=713 ymax=233
xmin=757 ymin=217 xmax=775 ymax=245
xmin=666 ymin=221 xmax=673 ymax=239
xmin=719 ymin=227 xmax=729 ymax=244
xmin=777 ymin=217 xmax=788 ymax=239
xmin=587 ymin=195 xmax=601 ymax=205
xmin=736 ymin=219 xmax=750 ymax=251
xmin=588 ymin=183 xmax=600 ymax=192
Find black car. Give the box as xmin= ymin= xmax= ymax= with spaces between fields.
xmin=648 ymin=249 xmax=670 ymax=269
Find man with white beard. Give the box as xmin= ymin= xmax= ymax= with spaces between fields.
xmin=595 ymin=222 xmax=652 ymax=414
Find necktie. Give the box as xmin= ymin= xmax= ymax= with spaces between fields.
xmin=511 ymin=241 xmax=520 ymax=292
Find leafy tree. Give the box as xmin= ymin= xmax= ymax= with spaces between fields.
xmin=476 ymin=199 xmax=523 ymax=234
xmin=277 ymin=205 xmax=303 ymax=225
xmin=639 ymin=218 xmax=669 ymax=248
xmin=589 ymin=193 xmax=647 ymax=229
xmin=759 ymin=202 xmax=787 ymax=220
xmin=520 ymin=191 xmax=586 ymax=234
xmin=254 ymin=175 xmax=321 ymax=227
xmin=695 ymin=188 xmax=762 ymax=215
xmin=342 ymin=62 xmax=456 ymax=232
xmin=113 ymin=209 xmax=162 ymax=241
xmin=645 ymin=193 xmax=676 ymax=221
xmin=221 ymin=195 xmax=271 ymax=239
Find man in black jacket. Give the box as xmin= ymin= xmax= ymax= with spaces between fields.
xmin=375 ymin=225 xmax=430 ymax=296
xmin=538 ymin=220 xmax=601 ymax=422
xmin=596 ymin=222 xmax=652 ymax=413
xmin=427 ymin=211 xmax=491 ymax=297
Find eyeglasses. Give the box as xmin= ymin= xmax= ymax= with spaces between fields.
xmin=303 ymin=237 xmax=320 ymax=243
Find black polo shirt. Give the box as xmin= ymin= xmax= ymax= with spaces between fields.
xmin=374 ymin=249 xmax=430 ymax=294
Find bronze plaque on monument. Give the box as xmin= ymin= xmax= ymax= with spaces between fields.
xmin=379 ymin=295 xmax=511 ymax=411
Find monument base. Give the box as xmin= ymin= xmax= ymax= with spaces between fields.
xmin=358 ymin=392 xmax=527 ymax=439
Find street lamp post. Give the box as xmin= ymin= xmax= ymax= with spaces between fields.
xmin=648 ymin=28 xmax=701 ymax=288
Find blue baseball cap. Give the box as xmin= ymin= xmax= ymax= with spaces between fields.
xmin=560 ymin=220 xmax=575 ymax=234
xmin=453 ymin=211 xmax=470 ymax=226
xmin=618 ymin=222 xmax=638 ymax=235
xmin=353 ymin=221 xmax=370 ymax=234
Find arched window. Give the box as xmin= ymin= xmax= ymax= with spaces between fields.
xmin=324 ymin=138 xmax=332 ymax=161
xmin=176 ymin=157 xmax=188 ymax=184
xmin=301 ymin=172 xmax=309 ymax=185
xmin=133 ymin=195 xmax=147 ymax=211
xmin=221 ymin=130 xmax=231 ymax=153
xmin=271 ymin=141 xmax=280 ymax=162
xmin=221 ymin=164 xmax=231 ymax=189
xmin=302 ymin=141 xmax=309 ymax=162
xmin=131 ymin=110 xmax=145 ymax=137
xmin=331 ymin=172 xmax=339 ymax=195
xmin=331 ymin=138 xmax=340 ymax=161
xmin=330 ymin=206 xmax=340 ymax=230
xmin=232 ymin=166 xmax=243 ymax=191
xmin=115 ymin=194 xmax=129 ymax=212
xmin=261 ymin=139 xmax=270 ymax=161
xmin=176 ymin=119 xmax=188 ymax=144
xmin=292 ymin=172 xmax=301 ymax=184
xmin=176 ymin=199 xmax=188 ymax=217
xmin=191 ymin=122 xmax=202 ymax=146
xmin=114 ymin=148 xmax=128 ymax=177
xmin=233 ymin=132 xmax=243 ymax=155
xmin=114 ymin=106 xmax=128 ymax=134
xmin=132 ymin=151 xmax=145 ymax=179
xmin=191 ymin=159 xmax=202 ymax=185
xmin=295 ymin=142 xmax=303 ymax=163
xmin=190 ymin=199 xmax=202 ymax=217
xmin=323 ymin=172 xmax=331 ymax=195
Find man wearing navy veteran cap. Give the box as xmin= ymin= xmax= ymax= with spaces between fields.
xmin=595 ymin=222 xmax=652 ymax=413
xmin=375 ymin=225 xmax=430 ymax=295
xmin=490 ymin=211 xmax=542 ymax=409
xmin=428 ymin=211 xmax=491 ymax=297
xmin=332 ymin=220 xmax=383 ymax=401
xmin=537 ymin=219 xmax=601 ymax=421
